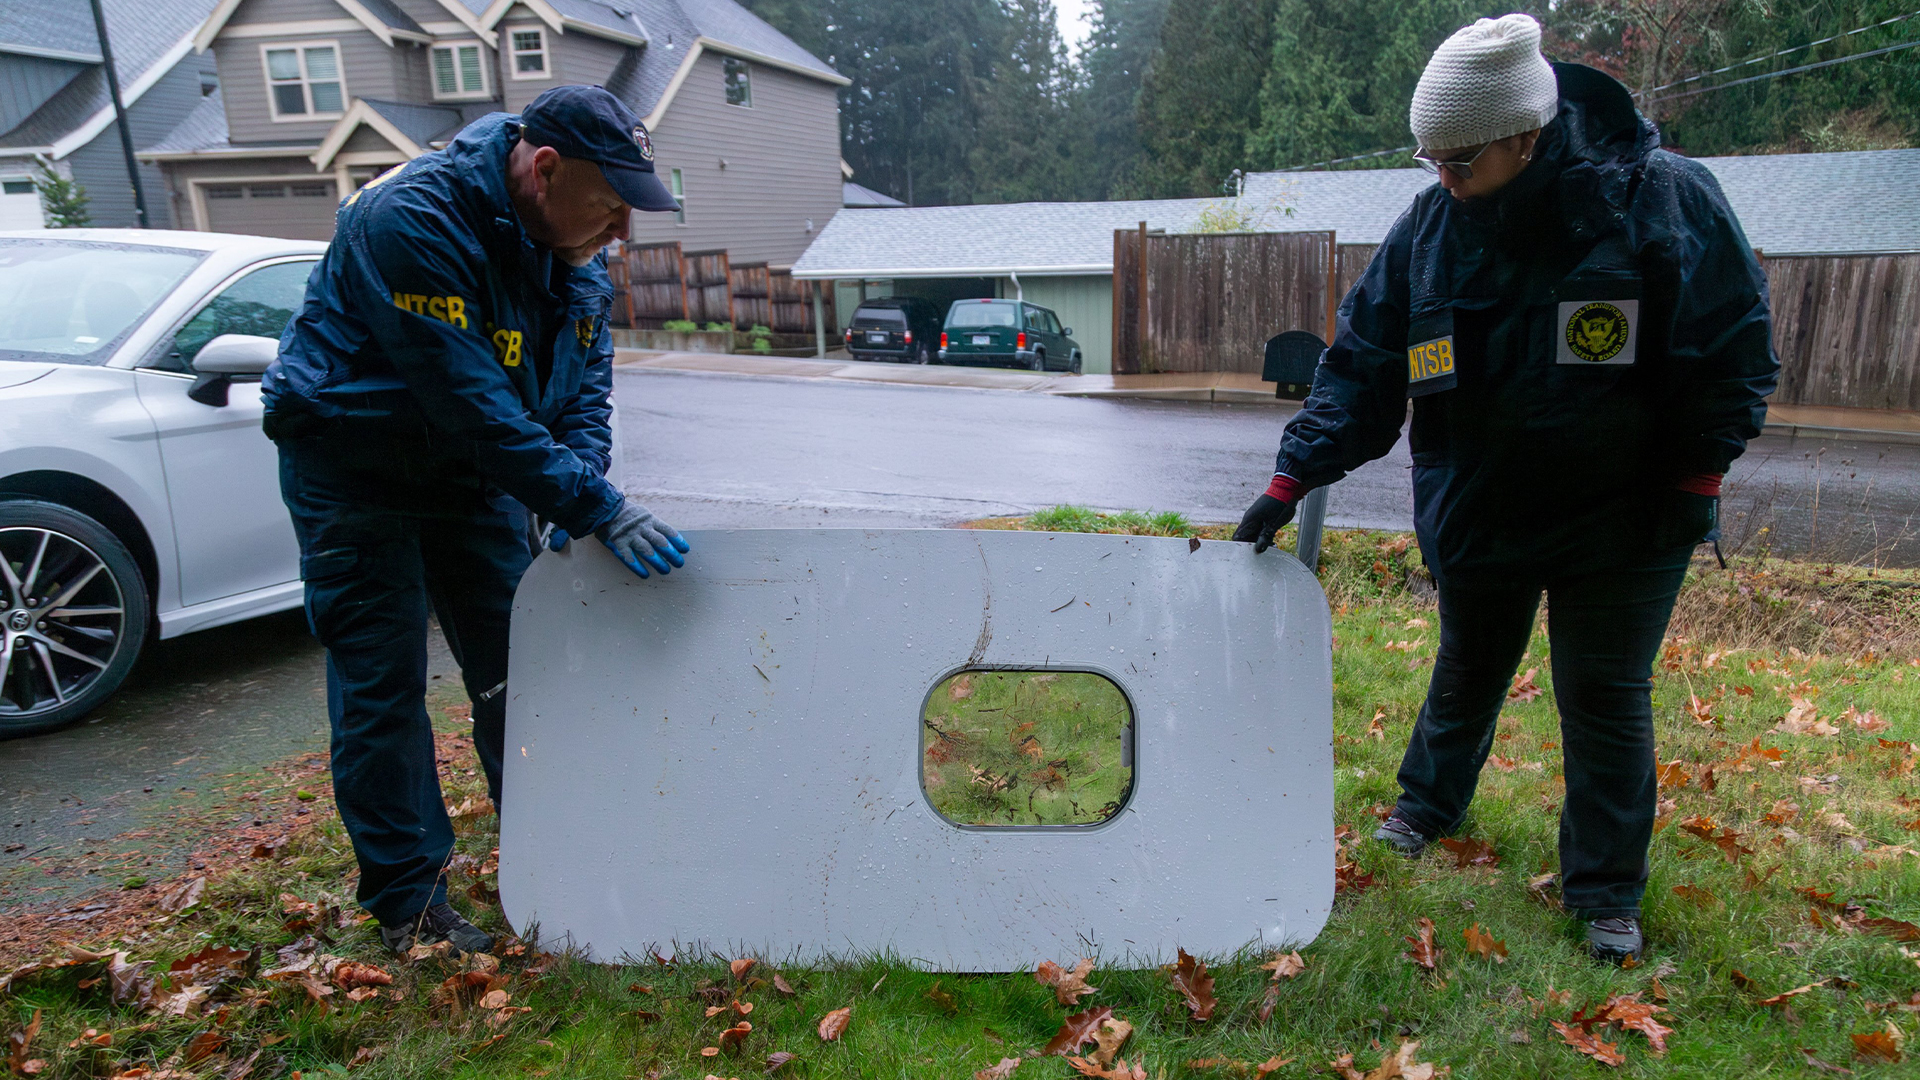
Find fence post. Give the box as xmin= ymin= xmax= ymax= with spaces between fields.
xmin=1324 ymin=231 xmax=1338 ymax=344
xmin=1136 ymin=221 xmax=1149 ymax=373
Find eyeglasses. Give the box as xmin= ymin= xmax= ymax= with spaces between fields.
xmin=1412 ymin=141 xmax=1493 ymax=179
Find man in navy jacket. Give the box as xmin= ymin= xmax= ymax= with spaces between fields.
xmin=264 ymin=85 xmax=687 ymax=954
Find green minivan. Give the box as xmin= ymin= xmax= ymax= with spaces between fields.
xmin=938 ymin=299 xmax=1082 ymax=374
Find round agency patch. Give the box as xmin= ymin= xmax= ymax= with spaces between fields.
xmin=1564 ymin=301 xmax=1630 ymax=363
xmin=632 ymin=125 xmax=654 ymax=161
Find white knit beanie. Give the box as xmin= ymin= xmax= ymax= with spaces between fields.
xmin=1409 ymin=13 xmax=1559 ymax=151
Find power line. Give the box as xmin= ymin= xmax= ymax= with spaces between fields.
xmin=1280 ymin=144 xmax=1417 ymax=172
xmin=1642 ymin=7 xmax=1920 ymax=95
xmin=1647 ymin=35 xmax=1920 ymax=104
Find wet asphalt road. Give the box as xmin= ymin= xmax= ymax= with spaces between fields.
xmin=5 ymin=364 xmax=1918 ymax=910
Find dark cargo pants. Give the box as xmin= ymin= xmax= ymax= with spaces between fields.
xmin=1389 ymin=556 xmax=1691 ymax=919
xmin=277 ymin=436 xmax=532 ymax=926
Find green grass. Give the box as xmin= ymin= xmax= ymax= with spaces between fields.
xmin=922 ymin=670 xmax=1132 ymax=827
xmin=4 ymin=515 xmax=1918 ymax=1078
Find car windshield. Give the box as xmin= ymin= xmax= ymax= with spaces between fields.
xmin=946 ymin=301 xmax=1018 ymax=328
xmin=852 ymin=307 xmax=906 ymax=328
xmin=0 ymin=239 xmax=205 ymax=364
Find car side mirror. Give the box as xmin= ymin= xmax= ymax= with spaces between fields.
xmin=1062 ymin=327 xmax=1073 ymax=337
xmin=188 ymin=334 xmax=279 ymax=407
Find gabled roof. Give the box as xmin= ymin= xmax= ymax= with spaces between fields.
xmin=0 ymin=0 xmax=218 ymax=157
xmin=480 ymin=0 xmax=648 ymax=46
xmin=138 ymin=89 xmax=232 ymax=156
xmin=615 ymin=0 xmax=846 ymax=129
xmin=0 ymin=2 xmax=102 ymax=63
xmin=193 ymin=0 xmax=439 ymax=50
xmin=793 ymin=148 xmax=1920 ymax=279
xmin=310 ymin=98 xmax=467 ymax=168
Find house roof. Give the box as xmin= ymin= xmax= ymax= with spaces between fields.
xmin=844 ymin=180 xmax=903 ymax=208
xmin=361 ymin=98 xmax=468 ymax=147
xmin=0 ymin=1 xmax=101 ymax=62
xmin=793 ymin=148 xmax=1920 ymax=278
xmin=357 ymin=0 xmax=429 ymax=35
xmin=0 ymin=0 xmax=219 ymax=155
xmin=139 ymin=89 xmax=231 ymax=155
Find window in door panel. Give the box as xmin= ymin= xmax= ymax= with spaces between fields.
xmin=152 ymin=260 xmax=315 ymax=373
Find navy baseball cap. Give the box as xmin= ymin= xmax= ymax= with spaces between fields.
xmin=520 ymin=84 xmax=680 ymax=213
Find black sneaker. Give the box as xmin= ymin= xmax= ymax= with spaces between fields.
xmin=379 ymin=902 xmax=494 ymax=955
xmin=1586 ymin=916 xmax=1644 ymax=965
xmin=1371 ymin=814 xmax=1429 ymax=857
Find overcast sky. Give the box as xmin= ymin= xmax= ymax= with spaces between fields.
xmin=1056 ymin=0 xmax=1094 ymax=56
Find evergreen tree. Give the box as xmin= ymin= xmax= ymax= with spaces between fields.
xmin=1069 ymin=0 xmax=1171 ymax=198
xmin=33 ymin=159 xmax=90 ymax=228
xmin=1250 ymin=1 xmax=1535 ymax=172
xmin=969 ymin=0 xmax=1077 ymax=203
xmin=1133 ymin=0 xmax=1281 ymax=197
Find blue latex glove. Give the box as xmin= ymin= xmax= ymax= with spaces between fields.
xmin=547 ymin=526 xmax=571 ymax=552
xmin=590 ymin=501 xmax=690 ymax=578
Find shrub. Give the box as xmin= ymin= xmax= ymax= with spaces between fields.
xmin=661 ymin=319 xmax=698 ymax=332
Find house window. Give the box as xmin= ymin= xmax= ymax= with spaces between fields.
xmin=431 ymin=42 xmax=488 ymax=98
xmin=1 ymin=181 xmax=33 ymax=195
xmin=510 ymin=29 xmax=549 ymax=79
xmin=723 ymin=57 xmax=752 ymax=107
xmin=263 ymin=43 xmax=345 ymax=120
xmin=669 ymin=168 xmax=684 ymax=225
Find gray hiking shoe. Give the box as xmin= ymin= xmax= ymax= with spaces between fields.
xmin=1586 ymin=917 xmax=1644 ymax=966
xmin=379 ymin=902 xmax=493 ymax=955
xmin=1371 ymin=814 xmax=1429 ymax=857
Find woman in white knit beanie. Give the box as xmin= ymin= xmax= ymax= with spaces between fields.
xmin=1236 ymin=14 xmax=1779 ymax=966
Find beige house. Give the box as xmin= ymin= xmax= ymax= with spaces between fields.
xmin=140 ymin=0 xmax=847 ymax=265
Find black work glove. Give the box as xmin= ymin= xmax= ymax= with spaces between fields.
xmin=1233 ymin=493 xmax=1298 ymax=553
xmin=1653 ymin=490 xmax=1718 ymax=550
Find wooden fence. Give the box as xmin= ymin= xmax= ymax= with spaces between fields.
xmin=1111 ymin=226 xmax=1373 ymax=375
xmin=683 ymin=250 xmax=733 ymax=327
xmin=622 ymin=241 xmax=688 ymax=329
xmin=730 ymin=262 xmax=772 ymax=330
xmin=1766 ymin=252 xmax=1920 ymax=411
xmin=770 ymin=268 xmax=833 ymax=336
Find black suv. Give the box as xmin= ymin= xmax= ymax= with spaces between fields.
xmin=844 ymin=297 xmax=943 ymax=364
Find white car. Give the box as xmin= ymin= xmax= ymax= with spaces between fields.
xmin=0 ymin=229 xmax=325 ymax=736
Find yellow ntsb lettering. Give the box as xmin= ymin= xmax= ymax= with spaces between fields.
xmin=392 ymin=293 xmax=469 ymax=330
xmin=1406 ymin=337 xmax=1454 ymax=382
xmin=492 ymin=328 xmax=524 ymax=367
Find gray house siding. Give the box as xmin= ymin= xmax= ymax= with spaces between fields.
xmin=497 ymin=20 xmax=550 ymax=114
xmin=1 ymin=55 xmax=88 ymax=136
xmin=225 ymin=0 xmax=360 ymax=26
xmin=67 ymin=51 xmax=218 ymax=227
xmin=628 ymin=52 xmax=841 ymax=266
xmin=552 ymin=31 xmax=629 ymax=97
xmin=215 ymin=32 xmax=402 ymax=144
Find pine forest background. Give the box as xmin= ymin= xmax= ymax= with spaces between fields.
xmin=739 ymin=0 xmax=1920 ymax=205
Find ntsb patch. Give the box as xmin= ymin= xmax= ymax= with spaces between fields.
xmin=632 ymin=125 xmax=654 ymax=162
xmin=1556 ymin=299 xmax=1638 ymax=365
xmin=1407 ymin=335 xmax=1456 ymax=397
xmin=575 ymin=314 xmax=598 ymax=346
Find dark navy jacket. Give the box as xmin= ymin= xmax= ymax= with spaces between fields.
xmin=263 ymin=113 xmax=621 ymax=537
xmin=1277 ymin=64 xmax=1778 ymax=581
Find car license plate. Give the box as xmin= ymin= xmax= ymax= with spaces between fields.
xmin=867 ymin=332 xmax=887 ymax=343
xmin=971 ymin=334 xmax=991 ymax=346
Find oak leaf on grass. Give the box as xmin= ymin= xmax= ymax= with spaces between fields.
xmin=1403 ymin=917 xmax=1440 ymax=971
xmin=816 ymin=1007 xmax=851 ymax=1042
xmin=974 ymin=1058 xmax=1021 ymax=1080
xmin=1034 ymin=958 xmax=1098 ymax=1006
xmin=1553 ymin=1021 xmax=1625 ymax=1066
xmin=1166 ymin=949 xmax=1217 ymax=1021
xmin=1043 ymin=1005 xmax=1114 ymax=1056
xmin=1461 ymin=924 xmax=1508 ymax=963
xmin=1089 ymin=1017 xmax=1132 ymax=1068
xmin=1438 ymin=837 xmax=1498 ymax=869
xmin=1852 ymin=1030 xmax=1902 ymax=1063
xmin=1066 ymin=1057 xmax=1146 ymax=1079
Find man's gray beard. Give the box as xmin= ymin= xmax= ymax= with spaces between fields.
xmin=557 ymin=242 xmax=601 ymax=267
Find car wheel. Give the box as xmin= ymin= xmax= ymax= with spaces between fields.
xmin=914 ymin=343 xmax=933 ymax=365
xmin=1029 ymin=351 xmax=1046 ymax=372
xmin=1070 ymin=352 xmax=1083 ymax=375
xmin=0 ymin=500 xmax=151 ymax=739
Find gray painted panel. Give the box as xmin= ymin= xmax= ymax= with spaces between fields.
xmin=0 ymin=55 xmax=85 ymax=136
xmin=551 ymin=32 xmax=627 ymax=91
xmin=204 ymin=176 xmax=338 ymax=239
xmin=499 ymin=529 xmax=1334 ymax=970
xmin=625 ymin=53 xmax=841 ymax=266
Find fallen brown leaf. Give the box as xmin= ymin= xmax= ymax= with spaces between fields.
xmin=763 ymin=1051 xmax=796 ymax=1074
xmin=1509 ymin=667 xmax=1543 ymax=703
xmin=1797 ymin=1047 xmax=1853 ymax=1075
xmin=772 ymin=973 xmax=797 ymax=997
xmin=1671 ymin=884 xmax=1719 ymax=908
xmin=6 ymin=1009 xmax=42 ymax=1076
xmin=927 ymin=982 xmax=958 ymax=1016
xmin=330 ymin=961 xmax=392 ymax=991
xmin=1043 ymin=1005 xmax=1114 ymax=1056
xmin=816 ymin=1007 xmax=851 ymax=1042
xmin=1403 ymin=917 xmax=1440 ymax=971
xmin=974 ymin=1059 xmax=1021 ymax=1080
xmin=1066 ymin=1057 xmax=1146 ymax=1079
xmin=1166 ymin=949 xmax=1217 ymax=1021
xmin=1034 ymin=958 xmax=1099 ymax=1006
xmin=1461 ymin=924 xmax=1508 ymax=964
xmin=1089 ymin=1017 xmax=1132 ymax=1069
xmin=1851 ymin=1031 xmax=1902 ymax=1063
xmin=1438 ymin=837 xmax=1498 ymax=869
xmin=1552 ymin=1021 xmax=1624 ymax=1066
xmin=1261 ymin=951 xmax=1306 ymax=980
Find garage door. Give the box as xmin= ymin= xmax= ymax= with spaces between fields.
xmin=0 ymin=177 xmax=42 ymax=230
xmin=202 ymin=179 xmax=338 ymax=240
